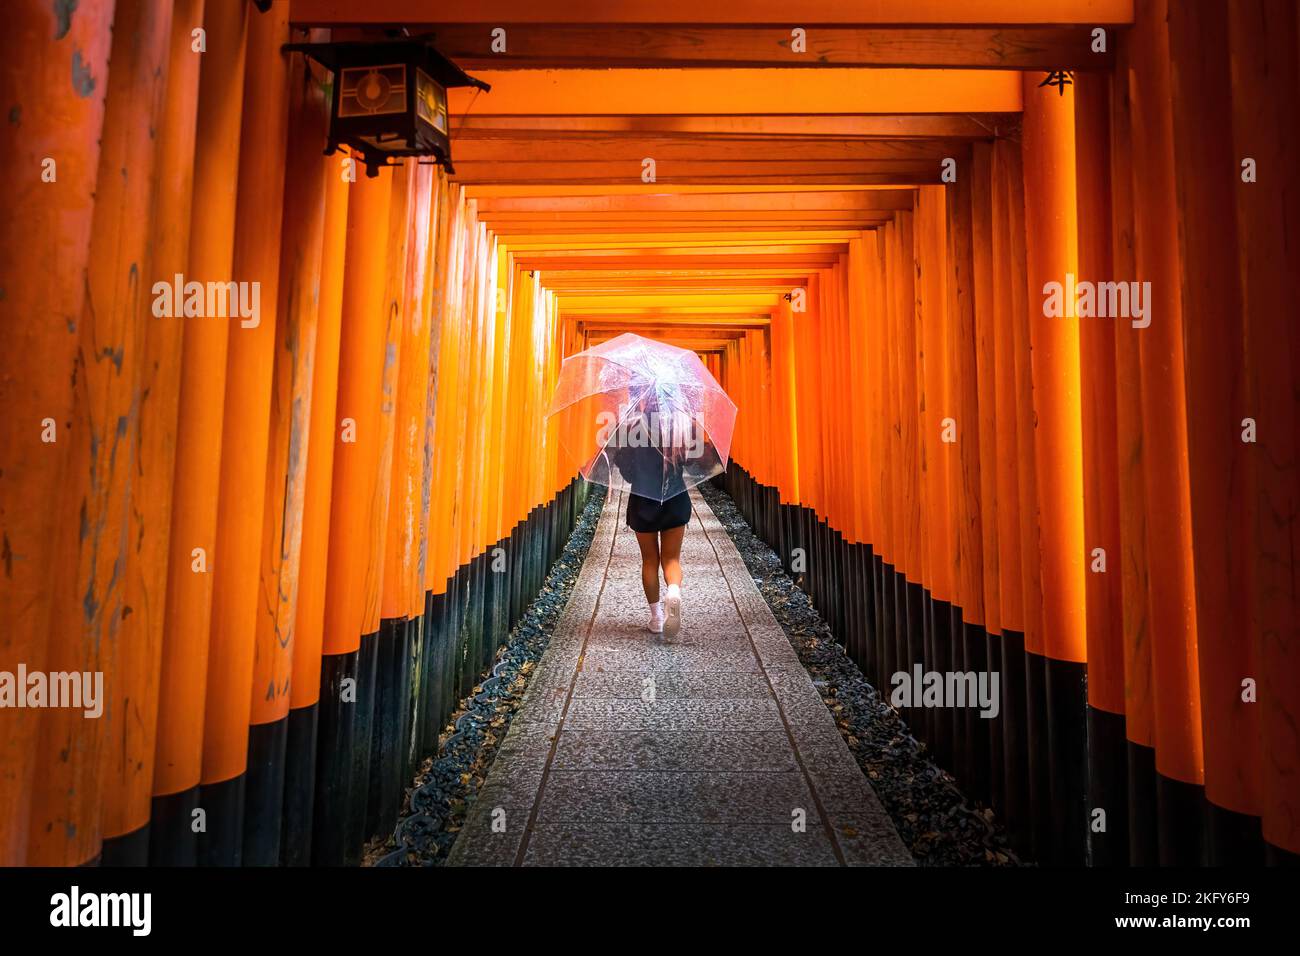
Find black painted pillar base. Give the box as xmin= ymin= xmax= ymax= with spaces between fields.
xmin=1000 ymin=629 xmax=1031 ymax=858
xmin=403 ymin=611 xmax=424 ymax=786
xmin=312 ymin=648 xmax=358 ymax=866
xmin=963 ymin=619 xmax=991 ymax=808
xmin=196 ymin=773 xmax=245 ymax=867
xmin=902 ymin=581 xmax=924 ymax=735
xmin=1086 ymin=705 xmax=1129 ymax=866
xmin=1265 ymin=841 xmax=1300 ymax=866
xmin=345 ymin=631 xmax=379 ymax=865
xmin=148 ymin=786 xmax=200 ymax=866
xmin=281 ymin=702 xmax=318 ymax=866
xmin=1045 ymin=657 xmax=1088 ymax=865
xmin=984 ymin=627 xmax=1004 ymax=817
xmin=100 ymin=822 xmax=149 ymax=867
xmin=1023 ymin=648 xmax=1051 ymax=863
xmin=1205 ymin=798 xmax=1264 ymax=866
xmin=871 ymin=555 xmax=888 ymax=689
xmin=417 ymin=590 xmax=440 ymax=764
xmin=367 ymin=616 xmax=412 ymax=842
xmin=929 ymin=597 xmax=954 ymax=774
xmin=242 ymin=716 xmax=288 ymax=866
xmin=1126 ymin=740 xmax=1159 ymax=866
xmin=1156 ymin=774 xmax=1205 ymax=866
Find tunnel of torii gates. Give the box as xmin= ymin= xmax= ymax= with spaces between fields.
xmin=0 ymin=0 xmax=1297 ymax=870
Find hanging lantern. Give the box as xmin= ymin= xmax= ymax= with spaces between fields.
xmin=283 ymin=36 xmax=489 ymax=178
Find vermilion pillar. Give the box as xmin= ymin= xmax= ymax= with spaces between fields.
xmin=200 ymin=0 xmax=290 ymax=864
xmin=1128 ymin=0 xmax=1204 ymax=865
xmin=0 ymin=0 xmax=115 ymax=866
xmin=1072 ymin=68 xmax=1128 ymax=867
xmin=313 ymin=168 xmax=394 ymax=865
xmin=29 ymin=0 xmax=171 ymax=867
xmin=151 ymin=0 xmax=249 ymax=865
xmin=1168 ymin=0 xmax=1262 ymax=862
xmin=244 ymin=39 xmax=330 ymax=866
xmin=1021 ymin=68 xmax=1088 ymax=866
xmin=1020 ymin=72 xmax=1086 ymax=665
xmin=427 ymin=189 xmax=468 ymax=605
xmin=103 ymin=0 xmax=204 ymax=864
xmin=1227 ymin=0 xmax=1300 ymax=862
xmin=287 ymin=143 xmax=351 ymax=865
xmin=1108 ymin=30 xmax=1157 ymax=865
xmin=372 ymin=161 xmax=432 ymax=840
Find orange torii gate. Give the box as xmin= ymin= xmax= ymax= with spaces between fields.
xmin=1 ymin=0 xmax=1296 ymax=873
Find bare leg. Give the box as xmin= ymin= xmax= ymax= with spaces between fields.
xmin=659 ymin=525 xmax=686 ymax=637
xmin=659 ymin=525 xmax=685 ymax=587
xmin=634 ymin=531 xmax=661 ymax=603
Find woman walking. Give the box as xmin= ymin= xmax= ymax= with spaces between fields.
xmin=614 ymin=432 xmax=691 ymax=637
xmin=547 ymin=333 xmax=738 ymax=637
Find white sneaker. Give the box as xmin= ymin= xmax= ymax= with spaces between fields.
xmin=663 ymin=584 xmax=682 ymax=638
xmin=647 ymin=601 xmax=664 ymax=634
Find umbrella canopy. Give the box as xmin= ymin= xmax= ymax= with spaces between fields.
xmin=548 ymin=333 xmax=738 ymax=502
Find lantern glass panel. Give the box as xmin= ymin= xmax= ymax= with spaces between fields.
xmin=415 ymin=69 xmax=448 ymax=134
xmin=339 ymin=64 xmax=407 ymax=117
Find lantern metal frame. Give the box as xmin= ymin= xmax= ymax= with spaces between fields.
xmin=282 ymin=36 xmax=489 ymax=178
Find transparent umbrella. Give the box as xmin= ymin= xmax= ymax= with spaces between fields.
xmin=548 ymin=333 xmax=738 ymax=503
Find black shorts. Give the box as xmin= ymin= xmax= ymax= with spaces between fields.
xmin=626 ymin=490 xmax=692 ymax=533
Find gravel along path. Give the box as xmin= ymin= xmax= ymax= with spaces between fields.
xmin=698 ymin=482 xmax=1023 ymax=867
xmin=370 ymin=485 xmax=608 ymax=867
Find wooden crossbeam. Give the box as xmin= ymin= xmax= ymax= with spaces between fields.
xmin=470 ymin=183 xmax=926 ymax=196
xmin=426 ymin=25 xmax=1114 ymax=71
xmin=486 ymin=215 xmax=897 ymax=234
xmin=516 ymin=254 xmax=843 ymax=269
xmin=539 ymin=268 xmax=817 ymax=277
xmin=455 ymin=114 xmax=1004 ymax=139
xmin=541 ymin=276 xmax=805 ymax=291
xmin=291 ymin=0 xmax=1134 ymax=26
xmin=476 ymin=190 xmax=914 ymax=212
xmin=502 ymin=233 xmax=861 ymax=250
xmin=492 ymin=222 xmax=892 ymax=235
xmin=572 ymin=315 xmax=772 ymax=327
xmin=451 ymin=162 xmax=942 ymax=185
xmin=445 ymin=69 xmax=1023 ymax=114
xmin=454 ymin=137 xmax=959 ymax=162
xmin=580 ymin=328 xmax=760 ymax=341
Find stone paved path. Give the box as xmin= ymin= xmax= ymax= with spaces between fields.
xmin=448 ymin=488 xmax=913 ymax=866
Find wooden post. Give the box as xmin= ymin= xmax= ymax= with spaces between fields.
xmin=29 ymin=0 xmax=171 ymax=867
xmin=150 ymin=0 xmax=249 ymax=866
xmin=1108 ymin=28 xmax=1158 ymax=866
xmin=355 ymin=159 xmax=408 ymax=847
xmin=313 ymin=168 xmax=394 ymax=865
xmin=1128 ymin=0 xmax=1205 ymax=865
xmin=1072 ymin=68 xmax=1129 ymax=866
xmin=243 ymin=38 xmax=330 ymax=866
xmin=286 ymin=136 xmax=351 ymax=867
xmin=0 ymin=0 xmax=114 ymax=866
xmin=1168 ymin=0 xmax=1262 ymax=863
xmin=1227 ymin=0 xmax=1300 ymax=862
xmin=103 ymin=0 xmax=205 ymax=864
xmin=1021 ymin=69 xmax=1088 ymax=865
xmin=1002 ymin=134 xmax=1049 ymax=860
xmin=200 ymin=0 xmax=291 ymax=865
xmin=970 ymin=142 xmax=1004 ymax=812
